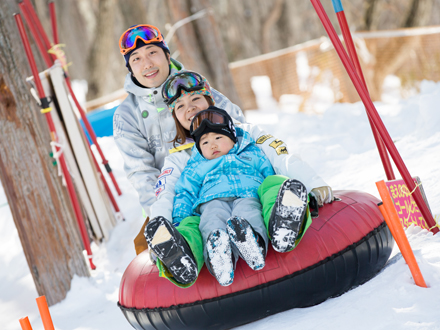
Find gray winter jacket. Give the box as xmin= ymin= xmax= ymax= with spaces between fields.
xmin=113 ymin=58 xmax=246 ymax=215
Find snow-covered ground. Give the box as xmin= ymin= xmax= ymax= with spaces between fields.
xmin=1 ymin=78 xmax=440 ymax=330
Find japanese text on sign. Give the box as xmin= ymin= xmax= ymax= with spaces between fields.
xmin=385 ymin=178 xmax=429 ymax=230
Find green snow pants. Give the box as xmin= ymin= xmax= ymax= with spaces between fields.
xmin=157 ymin=175 xmax=312 ymax=288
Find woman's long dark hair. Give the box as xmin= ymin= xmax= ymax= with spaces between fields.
xmin=170 ymin=95 xmax=214 ymax=148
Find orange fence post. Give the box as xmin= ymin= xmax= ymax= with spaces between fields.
xmin=36 ymin=296 xmax=55 ymax=330
xmin=376 ymin=180 xmax=428 ymax=288
xmin=19 ymin=317 xmax=34 ymax=330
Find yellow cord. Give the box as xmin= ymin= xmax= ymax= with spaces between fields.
xmin=408 ymin=182 xmax=422 ymax=195
xmin=41 ymin=107 xmax=52 ymax=114
xmin=429 ymin=221 xmax=440 ymax=231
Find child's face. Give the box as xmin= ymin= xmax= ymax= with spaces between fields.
xmin=174 ymin=93 xmax=210 ymax=130
xmin=199 ymin=132 xmax=235 ymax=160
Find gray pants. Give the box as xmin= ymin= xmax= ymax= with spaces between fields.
xmin=199 ymin=197 xmax=269 ymax=266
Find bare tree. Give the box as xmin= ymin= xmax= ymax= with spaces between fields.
xmin=30 ymin=0 xmax=440 ymax=104
xmin=363 ymin=0 xmax=435 ymax=100
xmin=0 ymin=2 xmax=89 ymax=306
xmin=262 ymin=0 xmax=285 ymax=54
xmin=87 ymin=0 xmax=117 ymax=99
xmin=165 ymin=0 xmax=242 ymax=106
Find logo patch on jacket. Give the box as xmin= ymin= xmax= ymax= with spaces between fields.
xmin=276 ymin=146 xmax=288 ymax=155
xmin=256 ymin=134 xmax=273 ymax=144
xmin=154 ymin=177 xmax=166 ymax=197
xmin=158 ymin=167 xmax=173 ymax=178
xmin=239 ymin=155 xmax=252 ymax=161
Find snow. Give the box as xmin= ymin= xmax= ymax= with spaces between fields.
xmin=1 ymin=77 xmax=440 ymax=330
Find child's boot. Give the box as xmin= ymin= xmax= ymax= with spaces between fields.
xmin=206 ymin=229 xmax=234 ymax=286
xmin=269 ymin=179 xmax=308 ymax=253
xmin=145 ymin=216 xmax=198 ymax=284
xmin=227 ymin=216 xmax=266 ymax=271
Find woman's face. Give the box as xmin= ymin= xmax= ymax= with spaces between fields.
xmin=174 ymin=93 xmax=210 ymax=131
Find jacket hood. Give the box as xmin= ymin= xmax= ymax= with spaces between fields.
xmin=124 ymin=58 xmax=184 ymax=100
xmin=189 ymin=127 xmax=253 ymax=163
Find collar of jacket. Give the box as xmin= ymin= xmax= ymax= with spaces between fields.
xmin=124 ymin=58 xmax=184 ymax=104
xmin=189 ymin=127 xmax=253 ymax=162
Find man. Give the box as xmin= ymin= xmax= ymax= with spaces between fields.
xmin=114 ymin=25 xmax=333 ymax=287
xmin=113 ymin=24 xmax=246 ymax=228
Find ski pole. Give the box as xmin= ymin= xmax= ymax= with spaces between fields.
xmin=65 ymin=76 xmax=123 ymax=196
xmin=15 ymin=13 xmax=97 ymax=269
xmin=47 ymin=0 xmax=122 ymax=196
xmin=48 ymin=2 xmax=123 ymax=201
xmin=22 ymin=0 xmax=123 ymax=196
xmin=48 ymin=2 xmax=59 ymax=49
xmin=331 ymin=0 xmax=395 ymax=181
xmin=19 ymin=1 xmax=123 ymax=217
xmin=20 ymin=1 xmax=123 ymax=209
xmin=310 ymin=0 xmax=438 ymax=233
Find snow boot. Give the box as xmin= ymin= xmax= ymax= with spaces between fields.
xmin=144 ymin=216 xmax=198 ymax=285
xmin=227 ymin=216 xmax=266 ymax=271
xmin=269 ymin=179 xmax=308 ymax=253
xmin=206 ymin=229 xmax=234 ymax=286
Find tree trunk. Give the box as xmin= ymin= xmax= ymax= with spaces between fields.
xmin=0 ymin=2 xmax=89 ymax=306
xmin=363 ymin=0 xmax=434 ymax=100
xmin=363 ymin=0 xmax=379 ymax=30
xmin=165 ymin=0 xmax=242 ymax=107
xmin=262 ymin=0 xmax=285 ymax=54
xmin=87 ymin=0 xmax=117 ymax=99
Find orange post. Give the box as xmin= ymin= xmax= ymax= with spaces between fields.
xmin=19 ymin=317 xmax=33 ymax=330
xmin=36 ymin=296 xmax=55 ymax=330
xmin=376 ymin=180 xmax=428 ymax=288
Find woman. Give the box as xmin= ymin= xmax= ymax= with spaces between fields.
xmin=144 ymin=70 xmax=334 ymax=287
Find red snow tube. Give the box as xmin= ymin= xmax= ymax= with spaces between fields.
xmin=118 ymin=190 xmax=393 ymax=330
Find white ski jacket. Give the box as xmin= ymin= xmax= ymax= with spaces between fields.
xmin=150 ymin=121 xmax=328 ymax=222
xmin=113 ymin=59 xmax=246 ymax=216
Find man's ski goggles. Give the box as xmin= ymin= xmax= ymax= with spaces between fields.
xmin=119 ymin=24 xmax=163 ymax=55
xmin=190 ymin=109 xmax=229 ymax=136
xmin=162 ymin=72 xmax=206 ymax=106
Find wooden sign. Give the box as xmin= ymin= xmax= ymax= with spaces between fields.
xmin=385 ymin=177 xmax=431 ymax=230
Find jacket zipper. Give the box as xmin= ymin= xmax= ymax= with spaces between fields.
xmin=152 ymin=92 xmax=165 ymax=149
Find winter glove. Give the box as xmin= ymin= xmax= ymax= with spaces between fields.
xmin=134 ymin=217 xmax=150 ymax=255
xmin=310 ymin=186 xmax=334 ymax=207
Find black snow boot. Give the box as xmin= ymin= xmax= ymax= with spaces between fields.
xmin=227 ymin=216 xmax=266 ymax=271
xmin=269 ymin=179 xmax=308 ymax=253
xmin=206 ymin=229 xmax=235 ymax=286
xmin=144 ymin=216 xmax=198 ymax=285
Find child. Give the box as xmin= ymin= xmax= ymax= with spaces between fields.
xmin=172 ymin=106 xmax=275 ymax=286
xmin=144 ymin=70 xmax=332 ymax=288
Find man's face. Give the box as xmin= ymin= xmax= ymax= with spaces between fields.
xmin=129 ymin=44 xmax=170 ymax=88
xmin=199 ymin=132 xmax=235 ymax=160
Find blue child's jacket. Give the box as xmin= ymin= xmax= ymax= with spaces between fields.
xmin=172 ymin=127 xmax=275 ymax=223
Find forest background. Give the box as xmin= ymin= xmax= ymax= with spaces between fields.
xmin=19 ymin=0 xmax=440 ymax=103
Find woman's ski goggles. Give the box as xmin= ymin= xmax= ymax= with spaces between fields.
xmin=119 ymin=25 xmax=163 ymax=55
xmin=162 ymin=72 xmax=207 ymax=106
xmin=190 ymin=109 xmax=229 ymax=137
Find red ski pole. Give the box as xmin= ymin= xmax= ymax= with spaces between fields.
xmin=22 ymin=0 xmax=123 ymax=196
xmin=310 ymin=0 xmax=438 ymax=233
xmin=15 ymin=13 xmax=97 ymax=269
xmin=331 ymin=0 xmax=395 ymax=181
xmin=19 ymin=2 xmax=123 ymax=217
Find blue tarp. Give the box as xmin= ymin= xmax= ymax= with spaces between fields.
xmin=80 ymin=106 xmax=117 ymax=143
